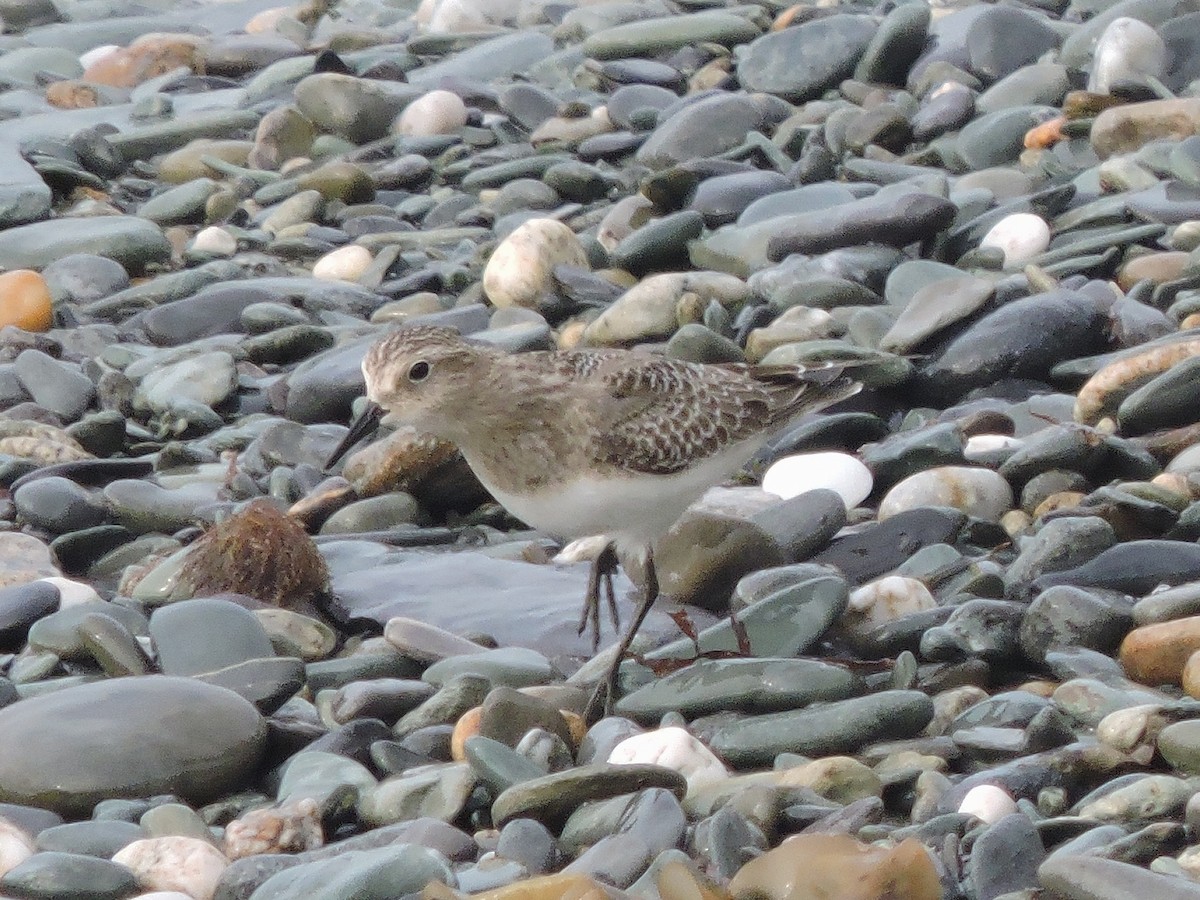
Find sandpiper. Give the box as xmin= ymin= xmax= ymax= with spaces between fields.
xmin=326 ymin=325 xmax=861 ymax=716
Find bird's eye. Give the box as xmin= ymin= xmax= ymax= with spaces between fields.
xmin=408 ymin=360 xmax=430 ymax=382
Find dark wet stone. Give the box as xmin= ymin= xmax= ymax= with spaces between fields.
xmin=1126 ymin=181 xmax=1200 ymax=226
xmin=952 ymin=691 xmax=1050 ymax=731
xmin=616 ymin=657 xmax=863 ymax=722
xmin=0 ymin=802 xmax=61 ymax=836
xmin=34 ymin=819 xmax=145 ymax=857
xmin=0 ymin=850 xmax=139 ymax=899
xmin=809 ymin=507 xmax=970 ymax=584
xmin=999 ymin=425 xmax=1158 ymax=488
xmin=491 ymin=764 xmax=686 ymax=828
xmin=563 ymin=831 xmax=651 ymax=888
xmin=646 ymin=568 xmax=847 ymax=664
xmin=78 ymin=610 xmax=154 ymax=677
xmin=43 ymin=254 xmax=130 ymax=305
xmin=0 ymin=676 xmax=267 ymax=817
xmin=139 ymin=177 xmax=221 ymax=226
xmin=916 ymin=290 xmax=1110 ymax=403
xmin=738 ymin=15 xmax=877 ymax=102
xmin=609 ymin=210 xmax=704 ymax=275
xmin=0 ymin=216 xmax=170 ymax=274
xmin=246 ymin=843 xmax=454 ymax=900
xmin=14 ymin=350 xmax=96 ymax=422
xmin=305 ymin=649 xmax=422 ymax=695
xmin=393 ymin=673 xmax=491 ymax=738
xmin=967 ymin=813 xmax=1046 ymax=899
xmin=766 ymin=191 xmax=956 ymax=259
xmin=751 ymin=488 xmax=847 ymax=563
xmin=409 ymin=32 xmax=554 ymax=85
xmin=921 ymin=599 xmax=1025 ymax=662
xmin=14 ymin=475 xmax=109 ymax=533
xmin=328 ymin=679 xmax=435 ymax=726
xmin=0 ymin=580 xmax=59 ymax=652
xmin=956 ymin=105 xmax=1060 ymax=170
xmin=911 ymin=83 xmax=975 ymax=142
xmin=283 ymin=331 xmax=390 ymax=424
xmin=27 ymin=602 xmax=147 ymax=662
xmin=687 ymin=171 xmax=790 ymax=228
xmin=1118 ymin=355 xmax=1200 ymax=434
xmin=855 ymin=2 xmax=930 ymax=86
xmin=142 ymin=278 xmax=384 ymax=347
xmin=1032 ymin=540 xmax=1200 ymax=596
xmin=705 ymin=690 xmax=934 ymax=767
xmin=636 ymin=93 xmax=768 ymax=170
xmin=194 ymin=657 xmax=305 ymax=715
xmin=860 ymin=422 xmax=966 ymax=493
xmin=1005 ymin=517 xmax=1117 ymax=601
xmin=1038 ymin=853 xmax=1200 ymax=899
xmin=842 ymin=104 xmax=913 ymax=154
xmin=463 ymin=736 xmax=546 ymax=795
xmin=582 ymin=11 xmax=760 ymax=61
xmin=496 ymin=817 xmax=558 ymax=875
xmin=978 ymin=63 xmax=1069 ymax=114
xmin=912 ymin=5 xmax=1061 ymax=86
xmin=479 ymin=686 xmax=573 ymax=750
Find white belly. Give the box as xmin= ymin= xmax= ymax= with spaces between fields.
xmin=465 ymin=440 xmax=763 ymax=546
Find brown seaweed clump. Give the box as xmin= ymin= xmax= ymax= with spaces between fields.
xmin=179 ymin=498 xmax=329 ymax=609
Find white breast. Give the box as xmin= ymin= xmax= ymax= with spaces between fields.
xmin=463 ymin=439 xmax=764 ymax=547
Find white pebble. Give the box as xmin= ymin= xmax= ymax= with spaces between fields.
xmin=39 ymin=576 xmax=101 ymax=607
xmin=963 ymin=434 xmax=1022 ymax=462
xmin=190 ymin=226 xmax=237 ymax=257
xmin=848 ymin=576 xmax=937 ymax=625
xmin=879 ymin=466 xmax=1013 ymax=522
xmin=79 ymin=44 xmax=120 ymax=70
xmin=609 ymin=726 xmax=728 ymax=793
xmin=113 ymin=837 xmax=228 ymax=900
xmin=1089 ymin=17 xmax=1167 ymax=94
xmin=395 ymin=89 xmax=468 ymax=136
xmin=0 ymin=819 xmax=34 ymax=878
xmin=958 ymin=784 xmax=1018 ymax=824
xmin=483 ymin=218 xmax=588 ymax=309
xmin=130 ymin=894 xmax=197 ymax=900
xmin=761 ymin=452 xmax=873 ymax=509
xmin=980 ymin=213 xmax=1050 ymax=266
xmin=312 ymin=244 xmax=372 ymax=282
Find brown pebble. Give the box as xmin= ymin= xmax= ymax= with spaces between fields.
xmin=728 ymin=833 xmax=941 ymax=900
xmin=1120 ymin=616 xmax=1200 ymax=686
xmin=1074 ymin=339 xmax=1200 ymax=425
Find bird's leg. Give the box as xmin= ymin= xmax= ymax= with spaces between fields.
xmin=584 ymin=550 xmax=659 ymax=723
xmin=577 ymin=541 xmax=619 ymax=651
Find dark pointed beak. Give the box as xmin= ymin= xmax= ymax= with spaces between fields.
xmin=325 ymin=401 xmax=384 ymax=470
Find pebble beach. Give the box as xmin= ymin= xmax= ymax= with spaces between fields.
xmin=0 ymin=0 xmax=1199 ymax=896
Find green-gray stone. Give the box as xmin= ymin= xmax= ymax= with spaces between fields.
xmin=616 ymin=658 xmax=864 ymax=721
xmin=706 ymin=690 xmax=935 ymax=766
xmin=491 ymin=763 xmax=687 ymax=827
xmin=422 ymin=648 xmax=553 ymax=689
xmin=0 ymin=850 xmax=139 ymax=899
xmin=0 ymin=216 xmax=170 ymax=273
xmin=248 ymin=844 xmax=454 ymax=900
xmin=0 ymin=676 xmax=267 ymax=816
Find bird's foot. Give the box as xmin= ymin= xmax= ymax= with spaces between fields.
xmin=583 ymin=553 xmax=659 ymax=723
xmin=576 ymin=541 xmax=619 ymax=651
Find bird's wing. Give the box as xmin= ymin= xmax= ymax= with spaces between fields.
xmin=587 ymin=355 xmax=776 ymax=475
xmin=548 ymin=351 xmax=859 ymax=475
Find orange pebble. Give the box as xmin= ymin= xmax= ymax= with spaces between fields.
xmin=1024 ymin=116 xmax=1066 ymax=149
xmin=772 ymin=4 xmax=803 ymax=28
xmin=0 ymin=269 xmax=53 ymax=332
xmin=450 ymin=706 xmax=483 ymax=761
